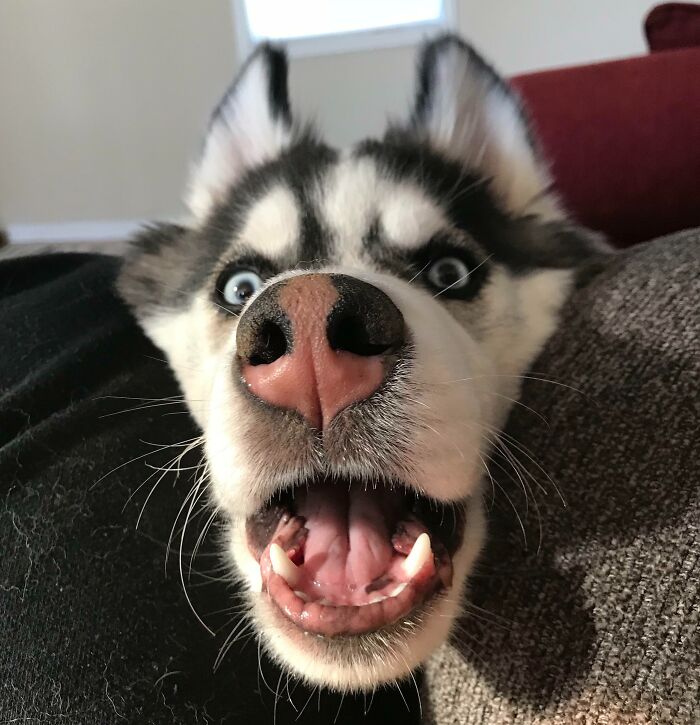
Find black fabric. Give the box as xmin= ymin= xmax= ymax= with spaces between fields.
xmin=0 ymin=254 xmax=421 ymax=724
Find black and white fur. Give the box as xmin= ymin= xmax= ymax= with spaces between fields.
xmin=118 ymin=36 xmax=606 ymax=691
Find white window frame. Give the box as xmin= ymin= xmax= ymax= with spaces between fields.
xmin=231 ymin=0 xmax=457 ymax=60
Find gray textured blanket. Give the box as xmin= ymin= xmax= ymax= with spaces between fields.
xmin=424 ymin=231 xmax=699 ymax=723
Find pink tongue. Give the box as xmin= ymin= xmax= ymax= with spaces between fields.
xmin=297 ymin=485 xmax=394 ymax=597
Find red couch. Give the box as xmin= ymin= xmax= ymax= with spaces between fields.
xmin=513 ymin=35 xmax=699 ymax=247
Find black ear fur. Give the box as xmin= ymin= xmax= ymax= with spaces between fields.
xmin=208 ymin=43 xmax=291 ymax=135
xmin=187 ymin=43 xmax=295 ymax=221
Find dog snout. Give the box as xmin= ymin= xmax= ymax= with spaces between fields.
xmin=236 ymin=273 xmax=405 ymax=430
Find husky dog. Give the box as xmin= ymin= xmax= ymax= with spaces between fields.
xmin=118 ymin=35 xmax=604 ymax=691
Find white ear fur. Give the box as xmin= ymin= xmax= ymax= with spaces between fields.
xmin=187 ymin=44 xmax=293 ymax=221
xmin=412 ymin=35 xmax=564 ymax=221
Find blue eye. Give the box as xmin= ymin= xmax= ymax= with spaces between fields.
xmin=426 ymin=257 xmax=470 ymax=292
xmin=220 ymin=269 xmax=263 ymax=307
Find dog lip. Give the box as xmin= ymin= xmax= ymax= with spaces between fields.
xmin=261 ymin=545 xmax=446 ymax=637
xmin=252 ymin=508 xmax=454 ymax=636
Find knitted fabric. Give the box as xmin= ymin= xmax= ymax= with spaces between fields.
xmin=423 ymin=230 xmax=699 ymax=724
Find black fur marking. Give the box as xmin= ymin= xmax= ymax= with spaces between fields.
xmin=362 ymin=217 xmax=382 ymax=249
xmin=297 ymin=192 xmax=332 ymax=268
xmin=119 ymin=137 xmax=337 ymax=316
xmin=261 ymin=44 xmax=292 ymax=125
xmin=119 ymin=33 xmax=606 ymax=319
xmin=360 ymin=219 xmax=419 ymax=281
xmin=355 ymin=136 xmax=604 ymax=272
xmin=208 ymin=43 xmax=291 ymax=138
xmin=204 ymin=133 xmax=337 ymax=272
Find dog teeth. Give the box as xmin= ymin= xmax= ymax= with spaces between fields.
xmin=270 ymin=543 xmax=300 ymax=587
xmin=368 ymin=594 xmax=386 ymax=604
xmin=388 ymin=582 xmax=408 ymax=598
xmin=402 ymin=533 xmax=432 ymax=578
xmin=294 ymin=590 xmax=310 ymax=602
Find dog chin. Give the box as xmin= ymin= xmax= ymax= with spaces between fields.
xmin=224 ymin=480 xmax=486 ymax=692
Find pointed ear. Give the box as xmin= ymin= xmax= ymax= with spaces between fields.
xmin=187 ymin=43 xmax=293 ymax=220
xmin=411 ymin=35 xmax=563 ymax=220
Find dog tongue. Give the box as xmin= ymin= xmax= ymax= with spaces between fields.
xmin=297 ymin=484 xmax=395 ymax=601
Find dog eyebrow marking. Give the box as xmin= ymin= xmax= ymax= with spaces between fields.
xmin=319 ymin=157 xmax=447 ymax=260
xmin=238 ymin=183 xmax=301 ymax=258
xmin=380 ymin=182 xmax=447 ymax=249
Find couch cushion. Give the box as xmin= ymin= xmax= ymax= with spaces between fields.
xmin=646 ymin=2 xmax=700 ymax=52
xmin=423 ymin=229 xmax=700 ymax=723
xmin=513 ymin=49 xmax=700 ymax=247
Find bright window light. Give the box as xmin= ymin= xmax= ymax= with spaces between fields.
xmin=242 ymin=0 xmax=446 ymax=42
xmin=233 ymin=0 xmax=455 ymax=58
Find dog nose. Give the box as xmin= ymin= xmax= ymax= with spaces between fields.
xmin=236 ymin=273 xmax=405 ymax=430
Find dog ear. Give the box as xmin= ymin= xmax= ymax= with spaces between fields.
xmin=410 ymin=35 xmax=563 ymax=220
xmin=187 ymin=43 xmax=293 ymax=220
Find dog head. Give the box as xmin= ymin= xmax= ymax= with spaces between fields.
xmin=118 ymin=35 xmax=604 ymax=691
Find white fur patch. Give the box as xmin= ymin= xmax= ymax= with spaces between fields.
xmin=318 ymin=156 xmax=378 ymax=252
xmin=381 ymin=183 xmax=447 ymax=249
xmin=238 ymin=185 xmax=300 ymax=258
xmin=141 ymin=295 xmax=223 ymax=429
xmin=318 ymin=156 xmax=448 ymax=261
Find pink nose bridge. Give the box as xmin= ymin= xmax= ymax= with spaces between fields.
xmin=240 ymin=275 xmax=385 ymax=430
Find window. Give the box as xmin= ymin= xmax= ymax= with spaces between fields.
xmin=232 ymin=0 xmax=456 ymax=58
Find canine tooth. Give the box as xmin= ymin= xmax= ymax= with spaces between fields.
xmin=388 ymin=582 xmax=408 ymax=598
xmin=270 ymin=543 xmax=300 ymax=587
xmin=403 ymin=533 xmax=432 ymax=578
xmin=294 ymin=590 xmax=310 ymax=602
xmin=368 ymin=595 xmax=386 ymax=604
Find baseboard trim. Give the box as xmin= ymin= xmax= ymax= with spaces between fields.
xmin=7 ymin=219 xmax=148 ymax=245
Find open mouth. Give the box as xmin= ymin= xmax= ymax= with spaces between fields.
xmin=246 ymin=477 xmax=466 ymax=637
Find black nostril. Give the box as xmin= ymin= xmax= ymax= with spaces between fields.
xmin=327 ymin=313 xmax=392 ymax=356
xmin=326 ymin=275 xmax=405 ymax=357
xmin=236 ymin=282 xmax=292 ymax=367
xmin=248 ymin=320 xmax=288 ymax=366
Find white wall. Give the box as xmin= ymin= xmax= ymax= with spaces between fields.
xmin=0 ymin=0 xmax=657 ymax=238
xmin=457 ymin=0 xmax=657 ymax=75
xmin=295 ymin=0 xmax=658 ymax=149
xmin=0 ymin=0 xmax=235 ymax=233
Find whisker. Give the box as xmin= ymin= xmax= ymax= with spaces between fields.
xmin=435 ymin=372 xmax=587 ymax=398
xmin=433 ymin=254 xmax=493 ymax=298
xmin=407 ymin=259 xmax=432 ymax=284
xmin=98 ymin=400 xmax=187 ymax=419
xmin=479 ymin=452 xmax=528 ymax=548
xmin=89 ymin=435 xmax=200 ymax=490
xmin=296 ymin=685 xmax=317 ymax=721
xmin=332 ymin=690 xmax=346 ymax=725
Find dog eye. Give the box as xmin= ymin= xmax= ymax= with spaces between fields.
xmin=425 ymin=257 xmax=470 ymax=293
xmin=219 ymin=269 xmax=263 ymax=308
